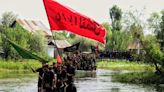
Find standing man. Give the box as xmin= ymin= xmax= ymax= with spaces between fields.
xmin=32 ymin=63 xmax=47 ymax=92
xmin=66 ymin=61 xmax=75 ymax=85
xmin=42 ymin=64 xmax=54 ymax=92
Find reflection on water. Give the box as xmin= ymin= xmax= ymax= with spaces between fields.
xmin=154 ymin=85 xmax=164 ymax=92
xmin=75 ymin=70 xmax=96 ymax=78
xmin=111 ymin=88 xmax=120 ymax=92
xmin=0 ymin=69 xmax=164 ymax=92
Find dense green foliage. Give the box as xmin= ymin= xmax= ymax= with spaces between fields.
xmin=110 ymin=31 xmax=132 ymax=51
xmin=1 ymin=24 xmax=31 ymax=59
xmin=102 ymin=22 xmax=112 ymax=50
xmin=72 ymin=36 xmax=98 ymax=51
xmin=28 ymin=31 xmax=47 ymax=53
xmin=110 ymin=5 xmax=122 ymax=31
xmin=102 ymin=22 xmax=132 ymax=51
xmin=1 ymin=24 xmax=49 ymax=60
xmin=159 ymin=11 xmax=164 ymax=51
xmin=0 ymin=12 xmax=50 ymax=61
xmin=148 ymin=11 xmax=164 ymax=51
xmin=141 ymin=35 xmax=164 ymax=73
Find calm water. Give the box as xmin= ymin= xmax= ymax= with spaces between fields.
xmin=0 ymin=69 xmax=164 ymax=92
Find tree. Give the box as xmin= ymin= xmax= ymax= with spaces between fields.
xmin=28 ymin=31 xmax=47 ymax=53
xmin=102 ymin=22 xmax=132 ymax=51
xmin=121 ymin=9 xmax=145 ymax=56
xmin=28 ymin=31 xmax=51 ymax=62
xmin=111 ymin=31 xmax=132 ymax=51
xmin=110 ymin=5 xmax=122 ymax=31
xmin=1 ymin=12 xmax=17 ymax=27
xmin=102 ymin=22 xmax=112 ymax=50
xmin=142 ymin=35 xmax=164 ymax=74
xmin=159 ymin=10 xmax=164 ymax=51
xmin=0 ymin=26 xmax=3 ymax=46
xmin=147 ymin=12 xmax=161 ymax=34
xmin=129 ymin=23 xmax=144 ymax=41
xmin=109 ymin=5 xmax=124 ymax=51
xmin=1 ymin=24 xmax=30 ymax=59
xmin=148 ymin=11 xmax=164 ymax=51
xmin=71 ymin=36 xmax=98 ymax=51
xmin=122 ymin=8 xmax=146 ymax=31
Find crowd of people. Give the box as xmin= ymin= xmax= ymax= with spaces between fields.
xmin=64 ymin=52 xmax=97 ymax=71
xmin=32 ymin=52 xmax=97 ymax=92
xmin=32 ymin=61 xmax=76 ymax=92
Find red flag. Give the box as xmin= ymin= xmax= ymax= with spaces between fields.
xmin=43 ymin=0 xmax=106 ymax=44
xmin=57 ymin=54 xmax=62 ymax=64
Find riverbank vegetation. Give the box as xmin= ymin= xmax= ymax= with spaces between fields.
xmin=112 ymin=72 xmax=164 ymax=84
xmin=0 ymin=59 xmax=41 ymax=71
xmin=98 ymin=60 xmax=164 ymax=84
xmin=0 ymin=59 xmax=40 ymax=78
xmin=1 ymin=59 xmax=154 ymax=72
xmin=97 ymin=60 xmax=154 ymax=71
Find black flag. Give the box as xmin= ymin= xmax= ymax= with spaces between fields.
xmin=64 ymin=42 xmax=80 ymax=52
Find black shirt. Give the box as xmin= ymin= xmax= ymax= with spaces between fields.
xmin=43 ymin=70 xmax=54 ymax=87
xmin=66 ymin=65 xmax=75 ymax=83
xmin=53 ymin=67 xmax=58 ymax=74
xmin=61 ymin=70 xmax=67 ymax=80
xmin=35 ymin=68 xmax=44 ymax=87
xmin=67 ymin=65 xmax=75 ymax=75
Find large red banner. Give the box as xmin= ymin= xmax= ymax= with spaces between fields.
xmin=43 ymin=0 xmax=106 ymax=44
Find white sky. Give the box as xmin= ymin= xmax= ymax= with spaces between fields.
xmin=0 ymin=0 xmax=164 ymax=29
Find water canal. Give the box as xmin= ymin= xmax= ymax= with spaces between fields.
xmin=0 ymin=69 xmax=164 ymax=92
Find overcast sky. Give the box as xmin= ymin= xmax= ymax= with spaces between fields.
xmin=0 ymin=0 xmax=164 ymax=29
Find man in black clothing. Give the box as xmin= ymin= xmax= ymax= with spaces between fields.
xmin=53 ymin=62 xmax=58 ymax=74
xmin=42 ymin=65 xmax=54 ymax=92
xmin=66 ymin=61 xmax=75 ymax=84
xmin=60 ymin=63 xmax=76 ymax=92
xmin=56 ymin=65 xmax=62 ymax=92
xmin=61 ymin=66 xmax=67 ymax=81
xmin=52 ymin=62 xmax=58 ymax=92
xmin=56 ymin=65 xmax=68 ymax=92
xmin=32 ymin=63 xmax=47 ymax=92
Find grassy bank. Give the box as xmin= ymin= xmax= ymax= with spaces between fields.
xmin=0 ymin=59 xmax=155 ymax=72
xmin=112 ymin=72 xmax=164 ymax=84
xmin=97 ymin=59 xmax=164 ymax=84
xmin=0 ymin=59 xmax=42 ymax=72
xmin=0 ymin=59 xmax=96 ymax=78
xmin=97 ymin=60 xmax=155 ymax=71
xmin=0 ymin=59 xmax=42 ymax=78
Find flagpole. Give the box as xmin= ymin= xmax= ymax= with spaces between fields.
xmin=43 ymin=0 xmax=62 ymax=62
xmin=50 ymin=30 xmax=62 ymax=61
